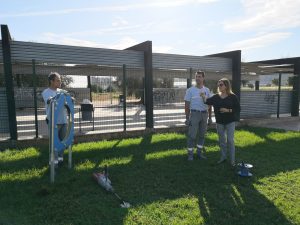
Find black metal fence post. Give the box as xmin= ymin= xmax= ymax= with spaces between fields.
xmin=277 ymin=73 xmax=282 ymax=118
xmin=291 ymin=60 xmax=300 ymax=117
xmin=87 ymin=76 xmax=92 ymax=101
xmin=123 ymin=64 xmax=127 ymax=131
xmin=1 ymin=24 xmax=18 ymax=141
xmin=32 ymin=59 xmax=39 ymax=138
xmin=187 ymin=68 xmax=192 ymax=88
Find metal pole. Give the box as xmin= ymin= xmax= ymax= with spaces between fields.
xmin=50 ymin=100 xmax=55 ymax=183
xmin=188 ymin=68 xmax=192 ymax=88
xmin=68 ymin=100 xmax=73 ymax=168
xmin=277 ymin=73 xmax=282 ymax=118
xmin=110 ymin=75 xmax=112 ymax=104
xmin=87 ymin=76 xmax=92 ymax=101
xmin=68 ymin=145 xmax=72 ymax=169
xmin=123 ymin=64 xmax=127 ymax=131
xmin=1 ymin=25 xmax=18 ymax=141
xmin=32 ymin=59 xmax=39 ymax=138
xmin=255 ymin=81 xmax=260 ymax=91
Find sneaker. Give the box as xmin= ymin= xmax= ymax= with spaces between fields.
xmin=197 ymin=148 xmax=207 ymax=159
xmin=187 ymin=151 xmax=194 ymax=161
xmin=49 ymin=160 xmax=59 ymax=166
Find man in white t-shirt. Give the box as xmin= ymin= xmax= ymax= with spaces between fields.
xmin=184 ymin=71 xmax=212 ymax=161
xmin=42 ymin=72 xmax=68 ymax=165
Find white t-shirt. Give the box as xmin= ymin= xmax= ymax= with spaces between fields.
xmin=42 ymin=88 xmax=67 ymax=124
xmin=184 ymin=86 xmax=212 ymax=111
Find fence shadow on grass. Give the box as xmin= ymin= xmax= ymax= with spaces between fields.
xmin=0 ymin=128 xmax=299 ymax=225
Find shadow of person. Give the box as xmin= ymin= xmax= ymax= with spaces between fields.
xmin=1 ymin=128 xmax=299 ymax=225
xmin=198 ymin=174 xmax=294 ymax=225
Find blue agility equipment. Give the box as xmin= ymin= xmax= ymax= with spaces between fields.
xmin=237 ymin=162 xmax=253 ymax=177
xmin=51 ymin=92 xmax=75 ymax=152
xmin=49 ymin=91 xmax=74 ymax=183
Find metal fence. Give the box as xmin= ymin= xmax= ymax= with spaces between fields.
xmin=0 ymin=60 xmax=296 ymax=142
xmin=0 ymin=61 xmax=148 ymax=141
xmin=0 ymin=72 xmax=10 ymax=140
xmin=153 ymin=69 xmax=188 ymax=128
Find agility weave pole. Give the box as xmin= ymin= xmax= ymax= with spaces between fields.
xmin=93 ymin=166 xmax=131 ymax=208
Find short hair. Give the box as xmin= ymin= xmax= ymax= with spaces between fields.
xmin=48 ymin=72 xmax=60 ymax=83
xmin=195 ymin=70 xmax=205 ymax=78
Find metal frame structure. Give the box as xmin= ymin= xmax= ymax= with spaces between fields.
xmin=1 ymin=23 xmax=299 ymax=144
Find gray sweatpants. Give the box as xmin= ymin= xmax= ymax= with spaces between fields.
xmin=187 ymin=111 xmax=208 ymax=149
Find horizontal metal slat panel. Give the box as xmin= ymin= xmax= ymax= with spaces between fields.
xmin=0 ymin=88 xmax=9 ymax=132
xmin=279 ymin=91 xmax=292 ymax=113
xmin=11 ymin=41 xmax=143 ymax=59
xmin=153 ymin=56 xmax=231 ymax=71
xmin=11 ymin=45 xmax=141 ymax=62
xmin=240 ymin=91 xmax=292 ymax=117
xmin=9 ymin=64 xmax=125 ymax=76
xmin=0 ymin=40 xmax=3 ymax=62
xmin=10 ymin=41 xmax=144 ymax=67
xmin=153 ymin=53 xmax=232 ymax=72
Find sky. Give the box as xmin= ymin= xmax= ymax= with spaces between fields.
xmin=1 ymin=0 xmax=300 ymax=62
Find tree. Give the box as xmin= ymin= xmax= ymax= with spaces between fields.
xmin=60 ymin=75 xmax=74 ymax=88
xmin=288 ymin=76 xmax=294 ymax=86
xmin=272 ymin=78 xmax=279 ymax=86
xmin=247 ymin=83 xmax=254 ymax=89
xmin=126 ymin=76 xmax=144 ymax=103
xmin=90 ymin=84 xmax=103 ymax=93
xmin=241 ymin=80 xmax=249 ymax=87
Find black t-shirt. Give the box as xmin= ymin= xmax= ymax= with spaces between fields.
xmin=206 ymin=94 xmax=241 ymax=124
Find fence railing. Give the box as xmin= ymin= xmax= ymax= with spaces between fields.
xmin=0 ymin=60 xmax=296 ymax=142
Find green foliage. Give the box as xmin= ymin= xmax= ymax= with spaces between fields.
xmin=288 ymin=76 xmax=294 ymax=86
xmin=0 ymin=128 xmax=299 ymax=225
xmin=272 ymin=78 xmax=279 ymax=86
xmin=90 ymin=84 xmax=103 ymax=93
xmin=126 ymin=76 xmax=143 ymax=97
xmin=60 ymin=75 xmax=74 ymax=88
xmin=241 ymin=80 xmax=249 ymax=87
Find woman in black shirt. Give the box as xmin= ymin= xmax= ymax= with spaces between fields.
xmin=202 ymin=78 xmax=240 ymax=166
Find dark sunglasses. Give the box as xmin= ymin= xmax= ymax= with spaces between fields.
xmin=218 ymin=83 xmax=224 ymax=87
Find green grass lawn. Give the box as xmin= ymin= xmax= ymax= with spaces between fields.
xmin=1 ymin=127 xmax=299 ymax=225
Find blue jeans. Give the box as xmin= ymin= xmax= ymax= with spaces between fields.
xmin=216 ymin=122 xmax=236 ymax=164
xmin=57 ymin=124 xmax=67 ymax=156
